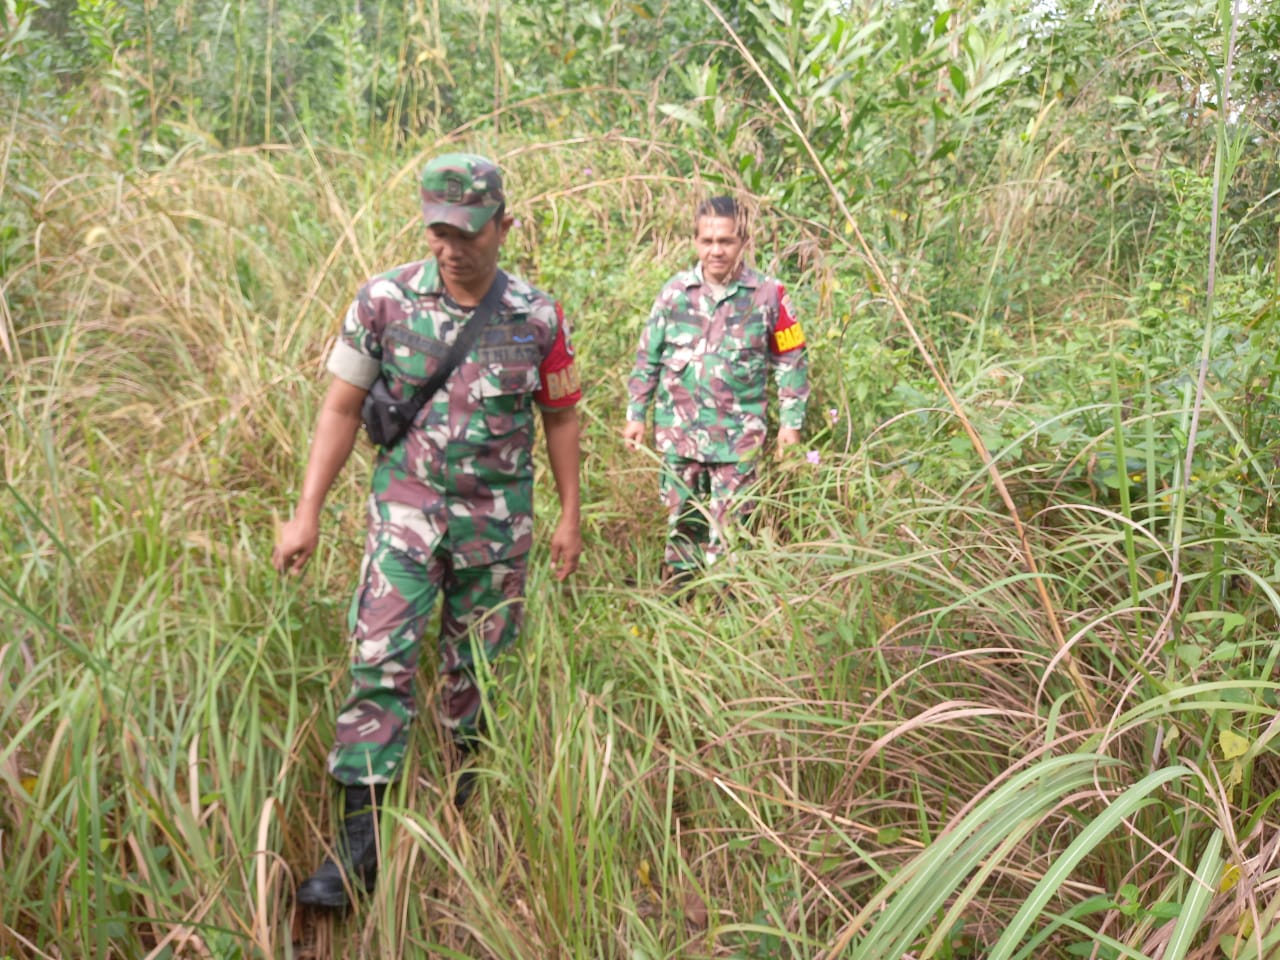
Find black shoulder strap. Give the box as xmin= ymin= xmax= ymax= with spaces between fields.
xmin=399 ymin=270 xmax=508 ymax=424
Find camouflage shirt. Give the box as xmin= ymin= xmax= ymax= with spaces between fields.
xmin=327 ymin=258 xmax=581 ymax=568
xmin=625 ymin=263 xmax=809 ymax=462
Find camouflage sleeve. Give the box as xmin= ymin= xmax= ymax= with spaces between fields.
xmin=769 ymin=282 xmax=809 ymax=430
xmin=324 ymin=280 xmax=386 ymax=388
xmin=624 ymin=294 xmax=668 ymax=422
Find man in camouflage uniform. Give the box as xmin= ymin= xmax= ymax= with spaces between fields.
xmin=272 ymin=153 xmax=582 ymax=909
xmin=623 ymin=196 xmax=808 ymax=584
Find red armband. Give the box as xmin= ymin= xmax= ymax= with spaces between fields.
xmin=536 ymin=302 xmax=582 ymax=407
xmin=769 ymin=283 xmax=806 ymax=354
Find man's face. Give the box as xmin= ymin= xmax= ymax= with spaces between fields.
xmin=693 ymin=214 xmax=746 ymax=285
xmin=426 ymin=213 xmax=512 ymax=294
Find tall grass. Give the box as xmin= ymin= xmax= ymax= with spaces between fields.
xmin=5 ymin=42 xmax=1280 ymax=960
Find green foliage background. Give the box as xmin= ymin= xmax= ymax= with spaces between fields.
xmin=3 ymin=0 xmax=1280 ymax=958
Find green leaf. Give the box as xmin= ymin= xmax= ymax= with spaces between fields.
xmin=1218 ymin=729 xmax=1249 ymax=760
xmin=1162 ymin=832 xmax=1223 ymax=959
xmin=985 ymin=765 xmax=1196 ymax=960
xmin=656 ymin=103 xmax=705 ymax=129
xmin=1208 ymin=641 xmax=1240 ymax=662
xmin=854 ymin=756 xmax=1124 ymax=960
xmin=928 ymin=139 xmax=959 ymax=162
xmin=1174 ymin=644 xmax=1202 ymax=669
xmin=1146 ymin=901 xmax=1182 ymax=920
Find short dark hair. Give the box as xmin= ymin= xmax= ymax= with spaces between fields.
xmin=694 ymin=196 xmax=748 ymax=238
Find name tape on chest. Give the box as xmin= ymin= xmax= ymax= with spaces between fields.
xmin=479 ymin=344 xmax=543 ymax=364
xmin=386 ymin=325 xmax=449 ymax=357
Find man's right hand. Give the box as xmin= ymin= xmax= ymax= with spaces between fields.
xmin=622 ymin=420 xmax=646 ymax=451
xmin=271 ymin=377 xmax=367 ymax=577
xmin=272 ymin=513 xmax=320 ymax=575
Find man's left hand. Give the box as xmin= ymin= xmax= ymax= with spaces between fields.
xmin=549 ymin=518 xmax=582 ymax=581
xmin=776 ymin=427 xmax=802 ymax=454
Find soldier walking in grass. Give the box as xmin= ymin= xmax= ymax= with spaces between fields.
xmin=272 ymin=153 xmax=582 ymax=909
xmin=622 ymin=196 xmax=809 ymax=587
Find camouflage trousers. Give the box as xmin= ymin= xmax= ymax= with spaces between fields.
xmin=659 ymin=456 xmax=758 ymax=572
xmin=327 ymin=514 xmax=527 ymax=787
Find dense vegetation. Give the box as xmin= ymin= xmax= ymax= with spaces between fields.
xmin=3 ymin=0 xmax=1280 ymax=957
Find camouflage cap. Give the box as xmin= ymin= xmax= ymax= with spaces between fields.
xmin=420 ymin=153 xmax=505 ymax=235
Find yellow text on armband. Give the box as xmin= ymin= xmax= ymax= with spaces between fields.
xmin=775 ymin=323 xmax=806 ymax=352
xmin=546 ymin=362 xmax=581 ymax=401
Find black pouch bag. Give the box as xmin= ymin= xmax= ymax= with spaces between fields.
xmin=361 ymin=377 xmax=413 ymax=447
xmin=360 ymin=271 xmax=508 ymax=448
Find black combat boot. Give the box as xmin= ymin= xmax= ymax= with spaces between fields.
xmin=451 ymin=726 xmax=485 ymax=809
xmin=455 ymin=742 xmax=483 ymax=814
xmin=295 ymin=783 xmax=386 ymax=909
xmin=660 ymin=564 xmax=695 ymax=595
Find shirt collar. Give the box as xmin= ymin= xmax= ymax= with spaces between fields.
xmin=693 ymin=262 xmax=755 ymax=292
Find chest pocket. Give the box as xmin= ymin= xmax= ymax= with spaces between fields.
xmin=474 ymin=322 xmax=543 ymax=399
xmin=724 ymin=309 xmax=770 ymax=385
xmin=476 ymin=361 xmax=541 ymax=398
xmin=382 ymin=325 xmax=448 ymax=390
xmin=475 ymin=350 xmax=541 ymax=438
xmin=663 ymin=319 xmax=700 ymax=373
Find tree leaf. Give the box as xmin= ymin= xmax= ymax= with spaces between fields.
xmin=1218 ymin=728 xmax=1249 ymax=760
